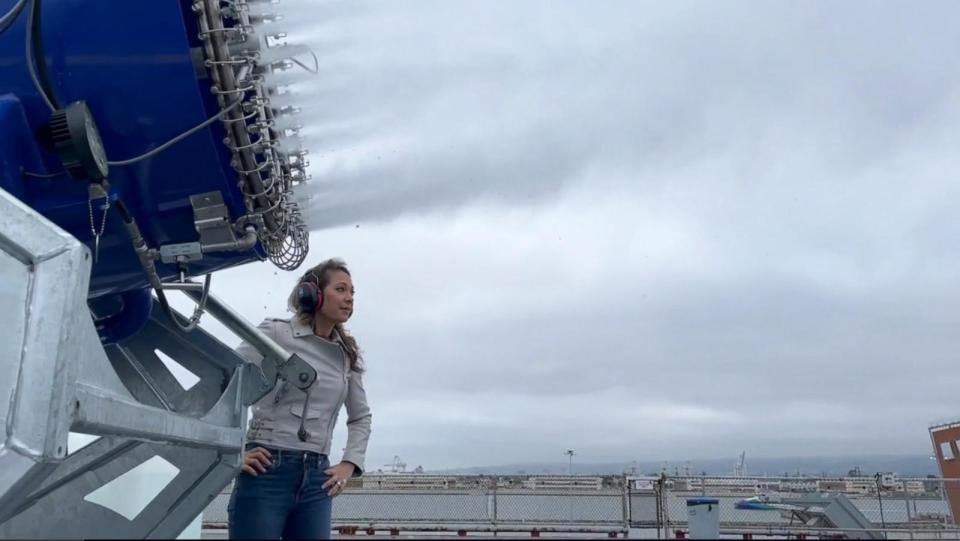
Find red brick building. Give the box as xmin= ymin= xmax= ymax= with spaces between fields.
xmin=930 ymin=421 xmax=960 ymax=524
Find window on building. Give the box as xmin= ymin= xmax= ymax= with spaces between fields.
xmin=941 ymin=441 xmax=955 ymax=461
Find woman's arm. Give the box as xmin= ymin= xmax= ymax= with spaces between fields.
xmin=323 ymin=370 xmax=371 ymax=496
xmin=340 ymin=370 xmax=372 ymax=476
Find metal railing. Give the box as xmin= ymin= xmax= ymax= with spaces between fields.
xmin=204 ymin=474 xmax=630 ymax=536
xmin=201 ymin=473 xmax=960 ymax=538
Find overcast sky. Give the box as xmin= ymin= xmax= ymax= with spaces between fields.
xmin=175 ymin=0 xmax=960 ymax=471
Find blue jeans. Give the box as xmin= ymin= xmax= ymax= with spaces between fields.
xmin=228 ymin=445 xmax=333 ymax=540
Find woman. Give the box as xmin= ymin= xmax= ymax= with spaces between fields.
xmin=228 ymin=258 xmax=372 ymax=539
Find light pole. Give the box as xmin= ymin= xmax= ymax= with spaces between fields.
xmin=565 ymin=449 xmax=576 ymax=524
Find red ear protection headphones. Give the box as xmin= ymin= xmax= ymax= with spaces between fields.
xmin=295 ymin=272 xmax=324 ymax=312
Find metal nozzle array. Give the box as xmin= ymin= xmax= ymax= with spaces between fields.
xmin=194 ymin=0 xmax=312 ymax=270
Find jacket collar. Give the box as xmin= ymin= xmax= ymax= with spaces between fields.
xmin=290 ymin=318 xmax=314 ymax=338
xmin=290 ymin=317 xmax=345 ymax=345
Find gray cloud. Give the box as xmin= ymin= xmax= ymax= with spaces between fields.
xmin=186 ymin=1 xmax=960 ymax=469
xmin=285 ymin=1 xmax=960 ymax=228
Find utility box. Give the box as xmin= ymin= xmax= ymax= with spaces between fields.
xmin=686 ymin=498 xmax=719 ymax=539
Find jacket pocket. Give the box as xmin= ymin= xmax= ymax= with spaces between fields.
xmin=290 ymin=404 xmax=324 ymax=420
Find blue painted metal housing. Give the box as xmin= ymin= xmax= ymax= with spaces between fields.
xmin=0 ymin=0 xmax=264 ymax=303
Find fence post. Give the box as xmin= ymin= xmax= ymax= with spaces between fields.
xmin=654 ymin=477 xmax=663 ymax=539
xmin=622 ymin=473 xmax=630 ymax=534
xmin=662 ymin=474 xmax=671 ymax=539
xmin=488 ymin=476 xmax=498 ymax=529
xmin=948 ymin=478 xmax=957 ymax=527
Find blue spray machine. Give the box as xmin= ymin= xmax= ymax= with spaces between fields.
xmin=0 ymin=0 xmax=310 ymax=342
xmin=0 ymin=1 xmax=322 ymax=537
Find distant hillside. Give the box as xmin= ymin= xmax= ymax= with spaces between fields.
xmin=434 ymin=455 xmax=939 ymax=477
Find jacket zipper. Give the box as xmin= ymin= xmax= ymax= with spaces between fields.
xmin=273 ymin=381 xmax=289 ymax=404
xmin=325 ymin=348 xmax=350 ymax=439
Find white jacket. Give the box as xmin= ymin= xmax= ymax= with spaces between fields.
xmin=235 ymin=317 xmax=372 ymax=474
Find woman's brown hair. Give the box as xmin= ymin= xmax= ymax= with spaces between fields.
xmin=288 ymin=258 xmax=364 ymax=372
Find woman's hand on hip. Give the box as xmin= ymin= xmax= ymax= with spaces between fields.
xmin=323 ymin=461 xmax=356 ymax=496
xmin=240 ymin=447 xmax=273 ymax=476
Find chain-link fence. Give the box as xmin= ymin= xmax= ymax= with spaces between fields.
xmin=202 ymin=474 xmax=960 ymax=538
xmin=204 ymin=475 xmax=631 ymax=536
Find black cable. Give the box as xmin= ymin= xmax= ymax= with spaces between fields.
xmin=110 ymin=194 xmax=210 ymax=333
xmin=26 ymin=0 xmax=59 ymax=112
xmin=23 ymin=100 xmax=243 ymax=176
xmin=155 ymin=273 xmax=212 ymax=333
xmin=0 ymin=0 xmax=27 ymax=35
xmin=114 ymin=198 xmax=133 ymax=223
xmin=20 ymin=167 xmax=66 ymax=178
xmin=156 ymin=288 xmax=193 ymax=332
xmin=108 ymin=98 xmax=243 ymax=167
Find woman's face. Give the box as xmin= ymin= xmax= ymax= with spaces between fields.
xmin=318 ymin=270 xmax=354 ymax=323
